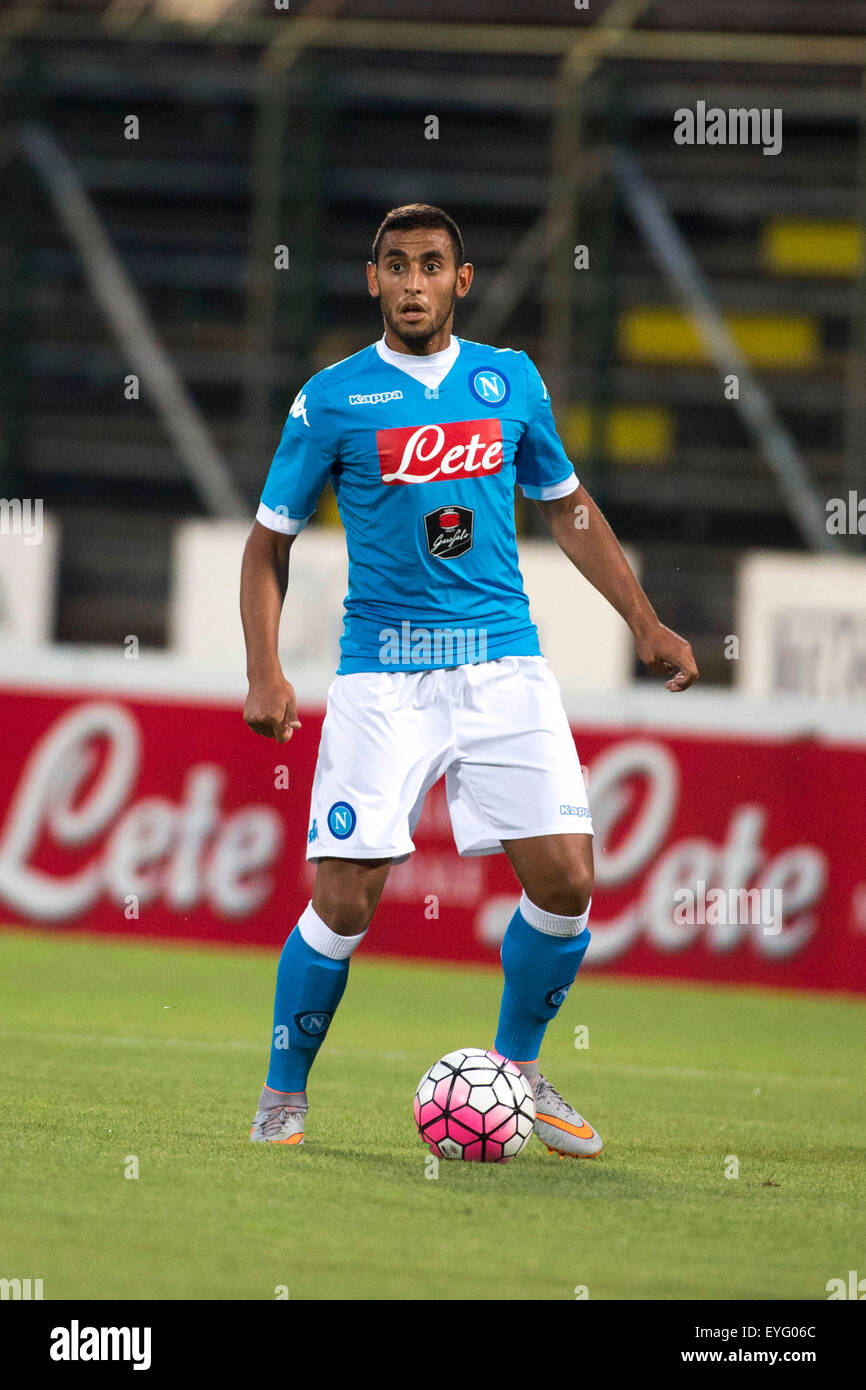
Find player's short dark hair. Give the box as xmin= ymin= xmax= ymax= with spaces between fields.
xmin=371 ymin=204 xmax=465 ymax=268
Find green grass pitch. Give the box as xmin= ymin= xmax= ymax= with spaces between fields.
xmin=1 ymin=926 xmax=864 ymax=1301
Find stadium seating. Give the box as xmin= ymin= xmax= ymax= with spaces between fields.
xmin=1 ymin=0 xmax=863 ymax=681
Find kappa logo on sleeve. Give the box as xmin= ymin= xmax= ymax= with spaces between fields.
xmin=290 ymin=391 xmax=309 ymax=427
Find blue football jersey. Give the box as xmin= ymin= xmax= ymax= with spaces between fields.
xmin=257 ymin=338 xmax=578 ymax=673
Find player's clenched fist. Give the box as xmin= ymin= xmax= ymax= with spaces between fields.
xmin=635 ymin=621 xmax=699 ymax=692
xmin=243 ymin=676 xmax=302 ymax=742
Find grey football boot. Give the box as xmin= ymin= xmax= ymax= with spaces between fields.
xmin=532 ymin=1074 xmax=603 ymax=1159
xmin=249 ymin=1084 xmax=308 ymax=1145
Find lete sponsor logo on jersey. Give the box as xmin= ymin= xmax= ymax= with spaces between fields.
xmin=376 ymin=418 xmax=503 ymax=484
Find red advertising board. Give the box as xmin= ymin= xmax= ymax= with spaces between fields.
xmin=0 ymin=687 xmax=863 ymax=992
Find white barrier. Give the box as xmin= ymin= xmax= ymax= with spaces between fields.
xmin=0 ymin=510 xmax=58 ymax=648
xmin=738 ymin=551 xmax=866 ymax=702
xmin=0 ymin=641 xmax=864 ymax=745
xmin=170 ymin=521 xmax=347 ymax=676
xmin=169 ymin=519 xmax=636 ymax=699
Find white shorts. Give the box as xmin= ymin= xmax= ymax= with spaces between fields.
xmin=306 ymin=655 xmax=592 ymax=862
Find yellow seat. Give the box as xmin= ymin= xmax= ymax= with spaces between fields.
xmin=762 ymin=219 xmax=863 ymax=277
xmin=619 ymin=306 xmax=818 ymax=369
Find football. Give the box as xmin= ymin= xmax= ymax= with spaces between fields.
xmin=414 ymin=1047 xmax=536 ymax=1162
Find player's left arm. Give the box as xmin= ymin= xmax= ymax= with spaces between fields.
xmin=535 ymin=485 xmax=699 ymax=692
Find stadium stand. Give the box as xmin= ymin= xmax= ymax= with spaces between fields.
xmin=1 ymin=0 xmax=864 ymax=681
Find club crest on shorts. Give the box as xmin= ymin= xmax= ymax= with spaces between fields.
xmin=424 ymin=505 xmax=474 ymax=561
xmin=327 ymin=801 xmax=356 ymax=839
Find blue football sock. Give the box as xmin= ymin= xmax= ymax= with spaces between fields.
xmin=265 ymin=906 xmax=364 ymax=1093
xmin=494 ymin=893 xmax=591 ymax=1064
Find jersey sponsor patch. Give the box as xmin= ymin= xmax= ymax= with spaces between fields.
xmin=376 ymin=418 xmax=503 ymax=485
xmin=424 ymin=504 xmax=474 ymax=560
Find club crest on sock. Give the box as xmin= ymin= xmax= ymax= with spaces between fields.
xmin=545 ymin=983 xmax=573 ymax=1008
xmin=294 ymin=1010 xmax=333 ymax=1036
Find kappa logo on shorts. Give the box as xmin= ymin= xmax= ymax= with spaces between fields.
xmin=560 ymin=804 xmax=591 ymax=818
xmin=295 ymin=1011 xmax=332 ymax=1036
xmin=424 ymin=504 xmax=474 ymax=561
xmin=546 ymin=983 xmax=573 ymax=1008
xmin=327 ymin=801 xmax=356 ymax=839
xmin=307 ymin=819 xmax=318 ymax=844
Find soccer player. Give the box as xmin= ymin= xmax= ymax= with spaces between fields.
xmin=241 ymin=203 xmax=698 ymax=1156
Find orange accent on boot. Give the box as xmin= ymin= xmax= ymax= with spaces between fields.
xmin=536 ymin=1112 xmax=595 ymax=1140
xmin=250 ymin=1126 xmax=305 ymax=1144
xmin=545 ymin=1144 xmax=602 ymax=1160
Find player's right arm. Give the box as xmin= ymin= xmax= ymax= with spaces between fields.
xmin=241 ymin=522 xmax=301 ymax=742
xmin=240 ymin=377 xmax=339 ymax=742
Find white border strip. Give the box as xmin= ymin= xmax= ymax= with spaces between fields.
xmin=1 ymin=644 xmax=865 ymax=744
xmin=519 ymin=472 xmax=579 ymax=501
xmin=256 ymin=500 xmax=313 ymax=535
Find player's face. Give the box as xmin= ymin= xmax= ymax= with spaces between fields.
xmin=367 ymin=227 xmax=473 ymax=353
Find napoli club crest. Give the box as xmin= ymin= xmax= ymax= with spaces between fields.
xmin=545 ymin=983 xmax=573 ymax=1008
xmin=469 ymin=368 xmax=510 ymax=406
xmin=424 ymin=505 xmax=474 ymax=560
xmin=327 ymin=801 xmax=356 ymax=839
xmin=295 ymin=1011 xmax=332 ymax=1036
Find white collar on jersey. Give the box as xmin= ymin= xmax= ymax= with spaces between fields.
xmin=375 ymin=333 xmax=460 ymax=389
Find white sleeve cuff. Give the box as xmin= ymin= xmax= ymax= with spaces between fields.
xmin=519 ymin=472 xmax=579 ymax=501
xmin=256 ymin=500 xmax=313 ymax=534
